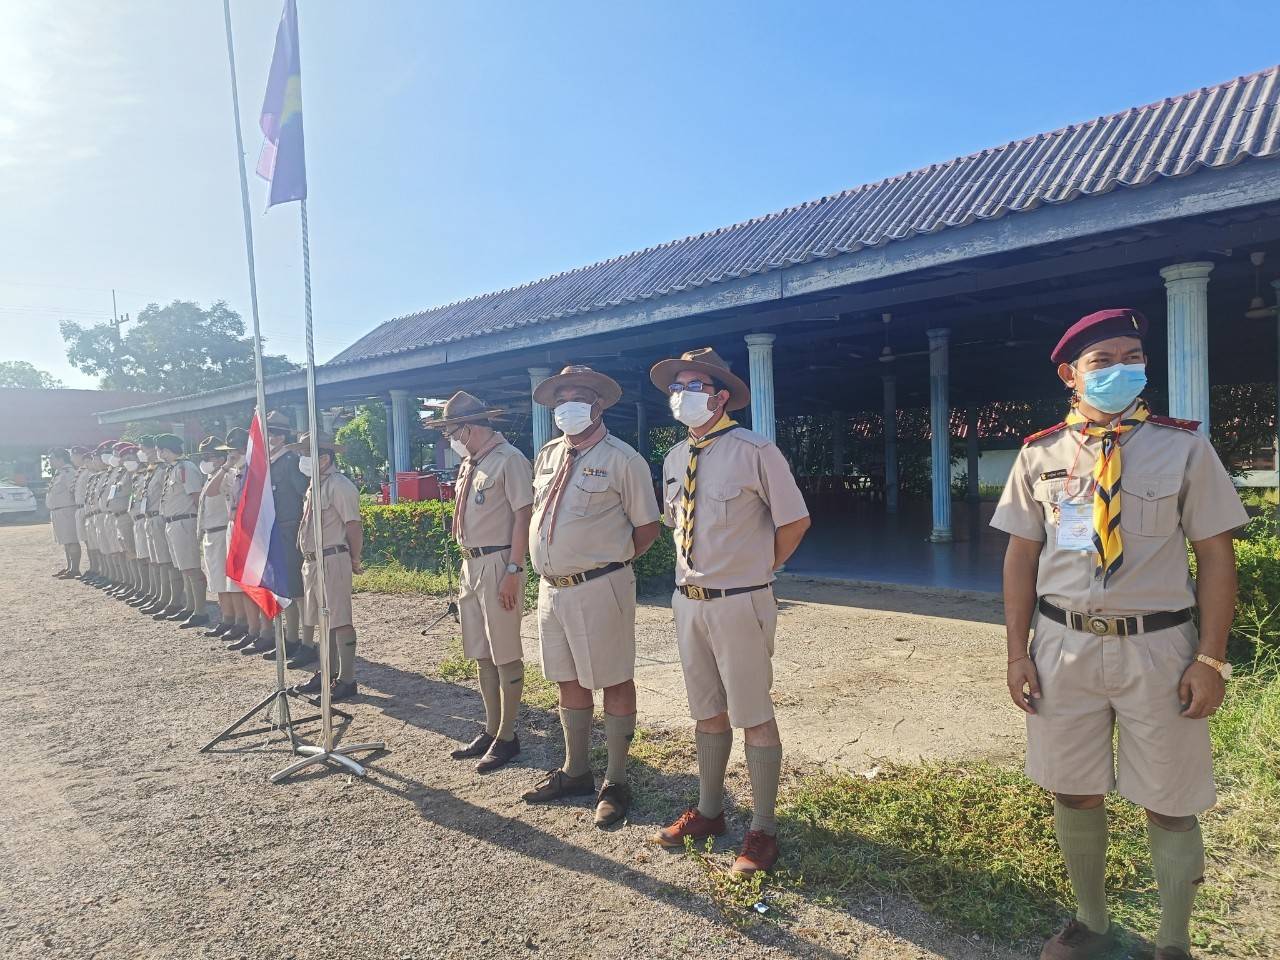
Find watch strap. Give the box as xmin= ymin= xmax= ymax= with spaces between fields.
xmin=1195 ymin=653 xmax=1229 ymax=677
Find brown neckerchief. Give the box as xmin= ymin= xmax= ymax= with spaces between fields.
xmin=452 ymin=431 xmax=506 ymax=541
xmin=539 ymin=421 xmax=607 ymax=545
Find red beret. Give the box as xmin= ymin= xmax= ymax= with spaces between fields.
xmin=1051 ymin=308 xmax=1148 ymax=364
xmin=95 ymin=440 xmax=116 ymax=454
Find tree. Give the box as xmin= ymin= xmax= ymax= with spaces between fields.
xmin=60 ymin=299 xmax=298 ymax=393
xmin=335 ymin=402 xmax=434 ymax=489
xmin=0 ymin=360 xmax=63 ymax=389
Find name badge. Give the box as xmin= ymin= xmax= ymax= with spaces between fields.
xmin=1056 ymin=498 xmax=1094 ymax=552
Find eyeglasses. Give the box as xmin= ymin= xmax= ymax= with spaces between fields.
xmin=667 ymin=380 xmax=716 ymax=394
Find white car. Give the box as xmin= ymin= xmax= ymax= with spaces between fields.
xmin=0 ymin=479 xmax=37 ymax=520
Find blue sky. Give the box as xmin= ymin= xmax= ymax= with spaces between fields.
xmin=3 ymin=0 xmax=1278 ymax=388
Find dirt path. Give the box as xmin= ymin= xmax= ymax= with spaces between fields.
xmin=0 ymin=522 xmax=1032 ymax=960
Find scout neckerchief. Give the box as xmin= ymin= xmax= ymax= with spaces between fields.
xmin=677 ymin=414 xmax=740 ymax=567
xmin=452 ymin=431 xmax=505 ymax=540
xmin=1065 ymin=399 xmax=1149 ymax=585
xmin=539 ymin=420 xmax=607 ymax=545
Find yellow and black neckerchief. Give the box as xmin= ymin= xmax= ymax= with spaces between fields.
xmin=677 ymin=415 xmax=739 ymax=567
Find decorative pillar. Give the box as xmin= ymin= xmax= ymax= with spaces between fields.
xmin=528 ymin=367 xmax=554 ymax=455
xmin=389 ymin=389 xmax=412 ymax=501
xmin=745 ymin=333 xmax=777 ymax=443
xmin=383 ymin=398 xmax=397 ymax=502
xmin=882 ymin=375 xmax=899 ymax=514
xmin=1160 ymin=261 xmax=1213 ymax=434
xmin=966 ymin=406 xmax=980 ymax=503
xmin=927 ymin=327 xmax=952 ymax=542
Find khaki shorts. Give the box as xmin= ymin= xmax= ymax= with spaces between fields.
xmin=202 ymin=530 xmax=228 ymax=594
xmin=165 ymin=517 xmax=200 ymax=572
xmin=537 ymin=565 xmax=636 ymax=690
xmin=113 ymin=514 xmax=136 ymax=559
xmin=459 ymin=551 xmax=523 ymax=666
xmin=301 ymin=551 xmax=354 ymax=631
xmin=51 ymin=507 xmax=79 ymax=545
xmin=99 ymin=515 xmax=123 ymax=556
xmin=673 ymin=587 xmax=778 ymax=729
xmin=1026 ymin=614 xmax=1216 ymax=817
xmin=146 ymin=516 xmax=172 ymax=565
xmin=75 ymin=507 xmax=87 ymax=542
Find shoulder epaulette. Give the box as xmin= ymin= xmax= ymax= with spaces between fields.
xmin=1147 ymin=414 xmax=1201 ymax=433
xmin=1023 ymin=422 xmax=1068 ymax=445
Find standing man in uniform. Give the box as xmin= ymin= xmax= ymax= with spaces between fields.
xmin=195 ymin=437 xmax=235 ymax=635
xmin=250 ymin=411 xmax=308 ymax=657
xmin=107 ymin=443 xmax=142 ymax=599
xmin=992 ymin=309 xmax=1247 ymax=960
xmin=98 ymin=442 xmax=130 ymax=595
xmin=46 ymin=448 xmax=81 ymax=578
xmin=291 ymin=433 xmax=364 ymax=702
xmin=126 ymin=438 xmax=155 ymax=607
xmin=648 ymin=348 xmax=810 ymax=875
xmin=71 ymin=446 xmax=93 ymax=581
xmin=83 ymin=442 xmax=112 ymax=586
xmin=141 ymin=438 xmax=178 ymax=615
xmin=155 ymin=434 xmax=206 ymax=628
xmin=524 ymin=365 xmax=661 ymax=828
xmin=218 ymin=427 xmax=256 ymax=648
xmin=429 ymin=392 xmax=534 ymax=773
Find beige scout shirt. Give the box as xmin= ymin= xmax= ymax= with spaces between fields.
xmin=530 ymin=433 xmax=660 ymax=578
xmin=45 ymin=465 xmax=76 ymax=511
xmin=662 ymin=427 xmax=810 ymax=589
xmin=991 ymin=418 xmax=1248 ymax=615
xmin=104 ymin=468 xmax=131 ymax=515
xmin=454 ymin=437 xmax=533 ymax=550
xmin=298 ymin=469 xmax=361 ymax=552
xmin=73 ymin=466 xmax=93 ymax=507
xmin=198 ymin=473 xmax=229 ymax=532
xmin=159 ymin=460 xmax=202 ymax=518
xmin=144 ymin=464 xmax=168 ymax=516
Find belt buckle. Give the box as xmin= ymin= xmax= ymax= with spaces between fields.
xmin=554 ymin=575 xmax=574 ymax=587
xmin=685 ymin=585 xmax=707 ymax=601
xmin=1087 ymin=616 xmax=1112 ymax=636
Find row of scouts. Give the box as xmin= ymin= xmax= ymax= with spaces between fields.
xmin=45 ymin=416 xmax=365 ymax=702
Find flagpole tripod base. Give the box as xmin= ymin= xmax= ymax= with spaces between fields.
xmin=419 ymin=600 xmax=459 ymax=636
xmin=200 ymin=687 xmax=298 ymax=754
xmin=269 ymin=740 xmax=385 ymax=783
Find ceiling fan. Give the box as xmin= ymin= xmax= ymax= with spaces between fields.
xmin=877 ymin=312 xmax=929 ymax=363
xmin=1245 ymin=251 xmax=1279 ymax=320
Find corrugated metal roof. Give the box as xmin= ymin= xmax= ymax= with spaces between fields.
xmin=333 ymin=66 xmax=1280 ymax=367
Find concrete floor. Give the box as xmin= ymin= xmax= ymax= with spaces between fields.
xmin=785 ymin=499 xmax=1007 ymax=594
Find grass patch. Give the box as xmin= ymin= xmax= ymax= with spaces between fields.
xmin=353 ymin=559 xmax=454 ymax=595
xmin=435 ymin=638 xmax=478 ymax=682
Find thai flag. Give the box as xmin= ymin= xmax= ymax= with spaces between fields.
xmin=226 ymin=413 xmax=291 ymax=618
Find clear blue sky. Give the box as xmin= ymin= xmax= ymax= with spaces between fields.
xmin=3 ymin=0 xmax=1278 ymax=388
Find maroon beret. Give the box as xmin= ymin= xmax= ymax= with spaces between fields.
xmin=1051 ymin=309 xmax=1148 ymax=364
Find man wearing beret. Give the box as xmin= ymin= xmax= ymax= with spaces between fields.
xmin=429 ymin=392 xmax=534 ymax=773
xmin=155 ymin=434 xmax=206 ymax=627
xmin=96 ymin=442 xmax=130 ymax=594
xmin=106 ymin=443 xmax=142 ymax=599
xmin=82 ymin=442 xmax=113 ymax=586
xmin=125 ymin=438 xmax=155 ymax=606
xmin=70 ymin=446 xmax=93 ymax=581
xmin=46 ymin=448 xmax=82 ymax=579
xmin=992 ymin=309 xmax=1248 ymax=960
xmin=140 ymin=437 xmax=179 ymax=616
xmin=194 ymin=436 xmax=236 ymax=636
xmin=523 ymin=365 xmax=661 ymax=828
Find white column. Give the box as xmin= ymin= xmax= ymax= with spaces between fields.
xmin=882 ymin=375 xmax=898 ymax=514
xmin=389 ymin=389 xmax=412 ymax=495
xmin=383 ymin=398 xmax=397 ymax=503
xmin=1160 ymin=261 xmax=1213 ymax=434
xmin=927 ymin=328 xmax=952 ymax=542
xmin=745 ymin=333 xmax=777 ymax=442
xmin=528 ymin=367 xmax=554 ymax=455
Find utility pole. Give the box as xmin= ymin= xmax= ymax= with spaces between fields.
xmin=109 ymin=289 xmax=132 ymax=382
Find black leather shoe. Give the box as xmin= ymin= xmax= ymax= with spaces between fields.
xmin=290 ymin=672 xmax=326 ymax=696
xmin=521 ymin=769 xmax=595 ymax=803
xmin=476 ymin=735 xmax=520 ymax=773
xmin=450 ymin=733 xmax=495 ymax=760
xmin=164 ymin=608 xmax=192 ymax=622
xmin=151 ymin=606 xmax=181 ymax=621
xmin=285 ymin=645 xmax=318 ymax=669
xmin=178 ymin=614 xmax=210 ymax=629
xmin=261 ymin=641 xmax=299 ymax=661
xmin=594 ymin=781 xmax=632 ymax=828
xmin=330 ymin=680 xmax=358 ymax=702
xmin=224 ymin=632 xmax=255 ymax=651
xmin=202 ymin=623 xmax=230 ymax=638
xmin=241 ymin=635 xmax=273 ymax=655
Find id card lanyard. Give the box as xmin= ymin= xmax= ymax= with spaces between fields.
xmin=1056 ymin=429 xmax=1097 ymax=553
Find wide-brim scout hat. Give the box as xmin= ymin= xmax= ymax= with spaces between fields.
xmin=532 ymin=364 xmax=623 ymax=409
xmin=649 ymin=347 xmax=751 ymax=412
xmin=264 ymin=410 xmax=295 ymax=436
xmin=197 ymin=436 xmax=225 ymax=458
xmin=154 ymin=433 xmax=184 ymax=454
xmin=424 ymin=391 xmax=505 ymax=431
xmin=1051 ymin=309 xmax=1148 ymax=364
xmin=215 ymin=427 xmax=250 ymax=452
xmin=288 ymin=432 xmax=346 ymax=455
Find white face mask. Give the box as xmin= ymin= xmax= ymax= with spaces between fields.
xmin=137 ymin=450 xmax=149 ymax=464
xmin=670 ymin=390 xmax=717 ymax=429
xmin=449 ymin=437 xmax=469 ymax=460
xmin=553 ymin=401 xmax=595 ymax=436
xmin=104 ymin=455 xmax=119 ymax=468
xmin=298 ymin=456 xmax=313 ymax=477
xmin=199 ymin=461 xmax=216 ymax=476
xmin=123 ymin=460 xmax=139 ymax=473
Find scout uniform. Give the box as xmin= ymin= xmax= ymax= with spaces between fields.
xmin=991 ymin=309 xmax=1248 ymax=960
xmin=72 ymin=451 xmax=93 ymax=546
xmin=139 ymin=445 xmax=175 ymax=614
xmin=197 ymin=439 xmax=231 ymax=597
xmin=46 ymin=459 xmax=80 ymax=547
xmin=127 ymin=444 xmax=153 ymax=603
xmin=651 ymin=348 xmax=810 ymax=876
xmin=154 ymin=435 xmax=201 ymax=622
xmin=215 ymin=428 xmax=252 ymax=645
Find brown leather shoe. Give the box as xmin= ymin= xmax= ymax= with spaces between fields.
xmin=652 ymin=807 xmax=727 ymax=848
xmin=476 ymin=735 xmax=520 ymax=773
xmin=594 ymin=781 xmax=631 ymax=828
xmin=521 ymin=769 xmax=595 ymax=803
xmin=1039 ymin=920 xmax=1113 ymax=960
xmin=450 ymin=733 xmax=494 ymax=760
xmin=731 ymin=829 xmax=780 ymax=876
xmin=1153 ymin=948 xmax=1193 ymax=960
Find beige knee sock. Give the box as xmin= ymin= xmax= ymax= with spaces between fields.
xmin=496 ymin=660 xmax=524 ymax=742
xmin=1149 ymin=818 xmax=1204 ymax=952
xmin=559 ymin=706 xmax=592 ymax=778
xmin=1054 ymin=801 xmax=1110 ymax=934
xmin=695 ymin=730 xmax=733 ymax=819
xmin=337 ymin=631 xmax=357 ymax=683
xmin=603 ymin=712 xmax=636 ymax=784
xmin=744 ymin=743 xmax=782 ymax=835
xmin=476 ymin=659 xmax=501 ymax=737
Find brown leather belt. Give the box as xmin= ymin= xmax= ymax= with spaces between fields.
xmin=1037 ymin=598 xmax=1193 ymax=637
xmin=203 ymin=525 xmax=228 ymax=535
xmin=145 ymin=511 xmax=160 ymax=518
xmin=165 ymin=513 xmax=197 ymax=524
xmin=542 ymin=560 xmax=630 ymax=588
xmin=462 ymin=544 xmax=510 ymax=559
xmin=304 ymin=544 xmax=349 ymax=562
xmin=678 ymin=583 xmax=770 ymax=601
xmin=51 ymin=504 xmax=78 ymax=511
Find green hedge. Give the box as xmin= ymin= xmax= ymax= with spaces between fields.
xmin=1230 ymin=513 xmax=1280 ymax=662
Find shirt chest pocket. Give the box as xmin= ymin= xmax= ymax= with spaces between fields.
xmin=1118 ymin=474 xmax=1181 ymax=538
xmin=568 ymin=474 xmax=612 ymax=516
xmin=533 ymin=472 xmax=556 ymax=508
xmin=472 ymin=474 xmax=496 ymax=506
xmin=1031 ymin=478 xmax=1066 ymax=526
xmin=702 ymin=484 xmax=745 ymax=527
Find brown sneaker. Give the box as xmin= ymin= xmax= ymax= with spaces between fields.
xmin=521 ymin=769 xmax=595 ymax=803
xmin=652 ymin=807 xmax=727 ymax=848
xmin=731 ymin=829 xmax=779 ymax=876
xmin=1153 ymin=949 xmax=1193 ymax=960
xmin=1039 ymin=920 xmax=1113 ymax=960
xmin=594 ymin=781 xmax=631 ymax=828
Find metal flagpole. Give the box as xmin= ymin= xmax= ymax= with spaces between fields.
xmin=269 ymin=202 xmax=383 ymax=782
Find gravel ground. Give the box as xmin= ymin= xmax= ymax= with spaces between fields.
xmin=1 ymin=522 xmax=1033 ymax=960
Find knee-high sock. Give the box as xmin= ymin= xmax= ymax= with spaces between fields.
xmin=336 ymin=629 xmax=356 ymax=683
xmin=559 ymin=706 xmax=592 ymax=778
xmin=696 ymin=729 xmax=733 ymax=819
xmin=284 ymin=604 xmax=301 ymax=644
xmin=476 ymin=659 xmax=501 ymax=737
xmin=169 ymin=567 xmax=186 ymax=609
xmin=1054 ymin=801 xmax=1110 ymax=934
xmin=496 ymin=660 xmax=524 ymax=742
xmin=1149 ymin=818 xmax=1204 ymax=952
xmin=603 ymin=712 xmax=636 ymax=784
xmin=744 ymin=743 xmax=782 ymax=835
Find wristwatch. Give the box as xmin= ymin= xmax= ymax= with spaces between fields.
xmin=506 ymin=563 xmax=524 ymax=575
xmin=1195 ymin=654 xmax=1232 ymax=680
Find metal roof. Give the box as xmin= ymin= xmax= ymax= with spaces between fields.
xmin=331 ymin=65 xmax=1280 ymax=367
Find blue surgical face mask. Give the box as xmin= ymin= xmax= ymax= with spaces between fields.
xmin=1078 ymin=362 xmax=1147 ymax=414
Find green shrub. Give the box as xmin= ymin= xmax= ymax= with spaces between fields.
xmin=1231 ymin=515 xmax=1280 ymax=661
